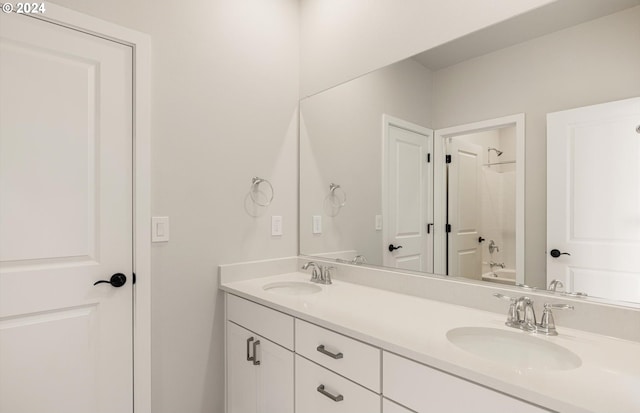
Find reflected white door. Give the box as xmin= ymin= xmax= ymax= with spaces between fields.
xmin=547 ymin=97 xmax=640 ymax=302
xmin=383 ymin=116 xmax=433 ymax=272
xmin=0 ymin=12 xmax=133 ymax=413
xmin=447 ymin=139 xmax=483 ymax=279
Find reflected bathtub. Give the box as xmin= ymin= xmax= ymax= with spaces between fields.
xmin=482 ymin=269 xmax=516 ymax=285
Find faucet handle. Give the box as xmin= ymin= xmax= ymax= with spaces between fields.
xmin=493 ymin=293 xmax=515 ymax=301
xmin=493 ymin=293 xmax=518 ymax=327
xmin=321 ymin=266 xmax=335 ymax=285
xmin=493 ymin=293 xmax=516 ymax=302
xmin=538 ymin=303 xmax=574 ymax=335
xmin=544 ymin=303 xmax=574 ymax=310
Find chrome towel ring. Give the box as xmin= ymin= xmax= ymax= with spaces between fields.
xmin=249 ymin=177 xmax=274 ymax=207
xmin=328 ymin=183 xmax=346 ymax=208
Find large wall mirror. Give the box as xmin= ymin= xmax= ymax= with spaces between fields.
xmin=299 ymin=0 xmax=640 ymax=306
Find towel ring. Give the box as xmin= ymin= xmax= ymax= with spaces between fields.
xmin=249 ymin=177 xmax=274 ymax=207
xmin=328 ymin=183 xmax=346 ymax=208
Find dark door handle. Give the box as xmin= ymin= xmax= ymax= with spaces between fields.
xmin=550 ymin=249 xmax=571 ymax=258
xmin=388 ymin=244 xmax=403 ymax=252
xmin=93 ymin=273 xmax=127 ymax=287
xmin=478 ymin=237 xmax=485 ymax=243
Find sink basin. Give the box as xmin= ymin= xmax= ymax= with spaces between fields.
xmin=262 ymin=281 xmax=322 ymax=296
xmin=446 ymin=327 xmax=581 ymax=371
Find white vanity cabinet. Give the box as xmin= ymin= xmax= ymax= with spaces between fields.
xmin=382 ymin=352 xmax=550 ymax=413
xmin=226 ymin=295 xmax=294 ymax=413
xmin=224 ymin=293 xmax=551 ymax=413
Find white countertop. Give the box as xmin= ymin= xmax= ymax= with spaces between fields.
xmin=220 ymin=272 xmax=640 ymax=413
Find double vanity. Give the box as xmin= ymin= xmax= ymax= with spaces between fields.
xmin=220 ymin=258 xmax=640 ymax=413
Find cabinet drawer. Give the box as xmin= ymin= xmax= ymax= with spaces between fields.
xmin=295 ymin=355 xmax=380 ymax=413
xmin=383 ymin=398 xmax=415 ymax=413
xmin=383 ymin=352 xmax=548 ymax=413
xmin=295 ymin=319 xmax=380 ymax=392
xmin=226 ymin=294 xmax=294 ymax=350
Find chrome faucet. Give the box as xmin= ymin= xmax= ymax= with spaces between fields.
xmin=320 ymin=266 xmax=335 ymax=285
xmin=489 ymin=261 xmax=505 ymax=269
xmin=488 ymin=240 xmax=499 ymax=254
xmin=351 ymin=255 xmax=367 ymax=265
xmin=301 ymin=261 xmax=322 ymax=283
xmin=493 ymin=293 xmax=574 ymax=335
xmin=548 ymin=279 xmax=564 ymax=292
xmin=301 ymin=262 xmax=334 ymax=285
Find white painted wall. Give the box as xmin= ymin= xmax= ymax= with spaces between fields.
xmin=50 ymin=1 xmax=299 ymax=412
xmin=299 ymin=0 xmax=556 ymax=97
xmin=300 ymin=58 xmax=432 ymax=265
xmin=433 ymin=5 xmax=640 ymax=287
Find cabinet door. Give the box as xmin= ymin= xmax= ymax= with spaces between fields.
xmin=255 ymin=335 xmax=294 ymax=413
xmin=383 ymin=352 xmax=549 ymax=413
xmin=227 ymin=322 xmax=258 ymax=413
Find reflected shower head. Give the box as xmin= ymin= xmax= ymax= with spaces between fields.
xmin=488 ymin=147 xmax=503 ymax=156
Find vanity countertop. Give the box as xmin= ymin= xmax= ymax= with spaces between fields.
xmin=220 ymin=272 xmax=640 ymax=413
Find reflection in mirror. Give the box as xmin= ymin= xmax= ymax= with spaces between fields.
xmin=445 ymin=126 xmax=517 ymax=283
xmin=299 ymin=2 xmax=640 ymax=306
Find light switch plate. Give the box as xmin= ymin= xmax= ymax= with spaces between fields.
xmin=312 ymin=215 xmax=322 ymax=234
xmin=152 ymin=216 xmax=170 ymax=242
xmin=271 ymin=216 xmax=283 ymax=236
xmin=375 ymin=215 xmax=383 ymax=231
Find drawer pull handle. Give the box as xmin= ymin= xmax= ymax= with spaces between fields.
xmin=317 ymin=384 xmax=344 ymax=402
xmin=317 ymin=344 xmax=343 ymax=359
xmin=246 ymin=337 xmax=255 ymax=362
xmin=252 ymin=340 xmax=261 ymax=365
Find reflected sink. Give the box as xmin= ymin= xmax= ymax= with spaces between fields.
xmin=446 ymin=327 xmax=581 ymax=371
xmin=262 ymin=281 xmax=322 ymax=295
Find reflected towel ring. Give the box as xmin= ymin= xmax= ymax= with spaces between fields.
xmin=329 ymin=183 xmax=347 ymax=208
xmin=249 ymin=177 xmax=274 ymax=207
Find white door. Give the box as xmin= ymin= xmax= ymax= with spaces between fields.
xmin=447 ymin=139 xmax=483 ymax=279
xmin=383 ymin=117 xmax=433 ymax=272
xmin=547 ymin=97 xmax=640 ymax=302
xmin=0 ymin=12 xmax=133 ymax=413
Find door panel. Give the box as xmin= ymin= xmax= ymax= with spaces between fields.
xmin=448 ymin=140 xmax=482 ymax=279
xmin=0 ymin=12 xmax=133 ymax=413
xmin=384 ymin=118 xmax=433 ymax=272
xmin=547 ymin=97 xmax=640 ymax=302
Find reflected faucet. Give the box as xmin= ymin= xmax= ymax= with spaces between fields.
xmin=548 ymin=279 xmax=564 ymax=292
xmin=488 ymin=240 xmax=499 ymax=254
xmin=489 ymin=261 xmax=505 ymax=269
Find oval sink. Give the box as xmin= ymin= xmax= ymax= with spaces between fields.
xmin=262 ymin=281 xmax=322 ymax=296
xmin=446 ymin=327 xmax=581 ymax=371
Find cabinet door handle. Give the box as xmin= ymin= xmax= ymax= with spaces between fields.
xmin=246 ymin=337 xmax=255 ymax=361
xmin=317 ymin=384 xmax=343 ymax=402
xmin=316 ymin=344 xmax=343 ymax=359
xmin=252 ymin=340 xmax=261 ymax=365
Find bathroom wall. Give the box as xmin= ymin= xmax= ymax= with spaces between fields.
xmin=51 ymin=1 xmax=299 ymax=412
xmin=300 ymin=58 xmax=432 ymax=265
xmin=433 ymin=5 xmax=640 ymax=286
xmin=299 ymin=0 xmax=556 ymax=97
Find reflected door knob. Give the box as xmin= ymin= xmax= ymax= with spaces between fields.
xmin=93 ymin=273 xmax=127 ymax=287
xmin=388 ymin=244 xmax=403 ymax=252
xmin=549 ymin=249 xmax=571 ymax=258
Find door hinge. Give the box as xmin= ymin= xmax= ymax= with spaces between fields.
xmin=426 ymin=153 xmax=431 ymax=163
xmin=445 ymin=155 xmax=452 ymax=164
xmin=426 ymin=223 xmax=433 ymax=234
xmin=445 ymin=224 xmax=452 ymax=233
xmin=133 ymin=272 xmax=136 ymax=284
